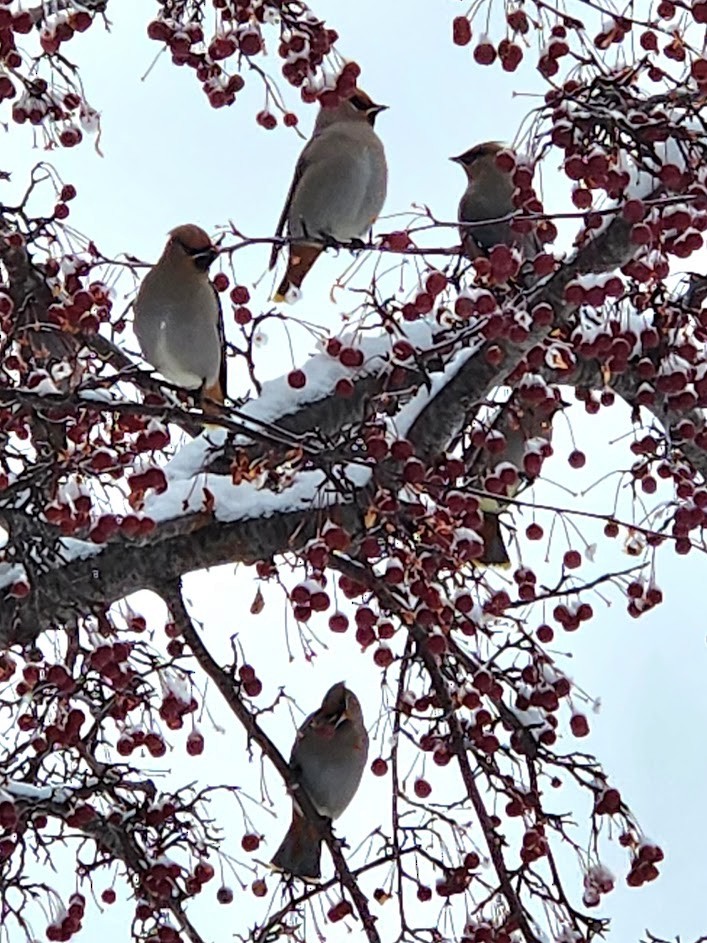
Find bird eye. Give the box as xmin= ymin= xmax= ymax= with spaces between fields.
xmin=178 ymin=241 xmax=217 ymax=271
xmin=350 ymin=94 xmax=368 ymax=112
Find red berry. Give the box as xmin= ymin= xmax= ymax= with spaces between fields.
xmin=335 ymin=378 xmax=354 ymax=397
xmin=414 ymin=777 xmax=432 ymax=798
xmin=233 ymin=306 xmax=252 ymax=325
xmin=241 ymin=833 xmax=260 ymax=853
xmin=474 ymin=41 xmax=497 ymax=65
xmin=339 ymin=346 xmax=364 ymax=368
xmin=287 ymin=369 xmax=306 ymax=389
xmin=328 ymin=612 xmax=349 ymax=633
xmin=251 ymin=879 xmax=267 ymax=897
xmin=414 ymin=292 xmax=434 ymax=314
xmin=230 ymin=286 xmax=250 ymax=305
xmin=564 ymin=549 xmax=582 ymax=569
xmin=145 ymin=733 xmax=166 ymax=757
xmin=195 ymin=861 xmax=215 ymax=883
xmin=217 ymin=886 xmax=234 ymax=904
xmin=391 ymin=439 xmax=413 ymax=461
xmin=186 ymin=731 xmax=204 ymax=756
xmin=147 ymin=20 xmax=173 ymax=42
xmin=239 ymin=30 xmax=262 ymax=56
xmin=256 ymin=110 xmax=277 ymax=130
xmin=373 ymin=645 xmax=393 ymax=668
xmin=570 ymin=713 xmax=590 ymax=737
xmin=452 ymin=16 xmax=472 ymax=45
xmin=384 ymin=231 xmax=411 ymax=251
xmin=213 ymin=273 xmax=229 ymax=292
xmin=426 ymin=271 xmax=447 ymax=296
xmin=568 ymin=450 xmax=586 ymax=468
xmin=526 ymin=522 xmax=543 ymax=540
xmin=326 ymin=337 xmax=343 ymax=357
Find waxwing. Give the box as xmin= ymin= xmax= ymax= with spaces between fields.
xmin=451 ymin=142 xmax=540 ymax=264
xmin=271 ymin=683 xmax=369 ymax=880
xmin=134 ymin=224 xmax=226 ymax=408
xmin=270 ymin=90 xmax=388 ymax=302
xmin=471 ymin=395 xmax=564 ymax=566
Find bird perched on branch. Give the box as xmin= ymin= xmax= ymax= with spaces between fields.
xmin=271 ymin=683 xmax=368 ymax=881
xmin=270 ymin=89 xmax=388 ymax=302
xmin=133 ymin=224 xmax=226 ymax=410
xmin=451 ymin=141 xmax=539 ymax=265
xmin=473 ymin=395 xmax=564 ymax=567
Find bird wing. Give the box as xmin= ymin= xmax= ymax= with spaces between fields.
xmin=269 ymin=144 xmax=313 ymax=270
xmin=214 ymin=284 xmax=227 ymax=399
xmin=269 ymin=125 xmax=372 ymax=267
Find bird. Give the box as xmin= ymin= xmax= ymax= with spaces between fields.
xmin=472 ymin=396 xmax=564 ymax=567
xmin=271 ymin=682 xmax=369 ymax=881
xmin=269 ymin=89 xmax=388 ymax=302
xmin=451 ymin=141 xmax=539 ymax=265
xmin=133 ymin=224 xmax=226 ymax=410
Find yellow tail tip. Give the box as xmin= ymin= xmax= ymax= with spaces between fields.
xmin=272 ymin=292 xmax=286 ymax=303
xmin=472 ymin=558 xmax=513 ymax=571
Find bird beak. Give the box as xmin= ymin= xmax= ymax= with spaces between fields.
xmin=450 ymin=154 xmax=464 ymax=164
xmin=368 ymin=103 xmax=388 ymax=117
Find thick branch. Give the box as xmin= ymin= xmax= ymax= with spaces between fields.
xmin=3 ymin=180 xmax=698 ymax=651
xmin=406 ymin=208 xmax=637 ymax=461
xmin=0 ymin=500 xmax=366 ymax=648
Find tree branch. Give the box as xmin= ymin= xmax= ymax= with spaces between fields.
xmin=162 ymin=579 xmax=381 ymax=943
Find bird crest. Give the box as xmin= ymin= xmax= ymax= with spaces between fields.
xmin=451 ymin=141 xmax=505 ymax=167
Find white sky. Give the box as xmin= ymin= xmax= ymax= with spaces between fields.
xmin=3 ymin=2 xmax=707 ymax=943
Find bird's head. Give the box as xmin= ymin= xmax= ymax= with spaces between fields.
xmin=450 ymin=141 xmax=506 ymax=179
xmin=167 ymin=224 xmax=219 ymax=272
xmin=317 ymin=682 xmax=362 ymax=728
xmin=316 ymin=88 xmax=388 ymax=130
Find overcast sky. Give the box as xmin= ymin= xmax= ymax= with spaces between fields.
xmin=3 ymin=2 xmax=707 ymax=942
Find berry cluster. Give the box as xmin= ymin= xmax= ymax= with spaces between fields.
xmin=0 ymin=2 xmax=100 ymax=146
xmin=45 ymin=893 xmax=87 ymax=942
xmin=147 ymin=0 xmax=343 ymax=119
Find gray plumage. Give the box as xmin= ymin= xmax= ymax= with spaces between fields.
xmin=472 ymin=396 xmax=563 ymax=566
xmin=452 ymin=141 xmax=539 ymax=261
xmin=290 ymin=682 xmax=368 ymax=818
xmin=271 ymin=90 xmax=388 ymax=300
xmin=271 ymin=683 xmax=368 ymax=880
xmin=134 ymin=224 xmax=226 ymax=404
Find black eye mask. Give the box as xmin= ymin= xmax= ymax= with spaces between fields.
xmin=178 ymin=241 xmax=217 ymax=271
xmin=350 ymin=94 xmax=369 ymax=112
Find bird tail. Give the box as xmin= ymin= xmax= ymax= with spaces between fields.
xmin=271 ymin=812 xmax=323 ymax=881
xmin=201 ymin=380 xmax=225 ymax=416
xmin=475 ymin=513 xmax=511 ymax=568
xmin=273 ymin=244 xmax=322 ymax=302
